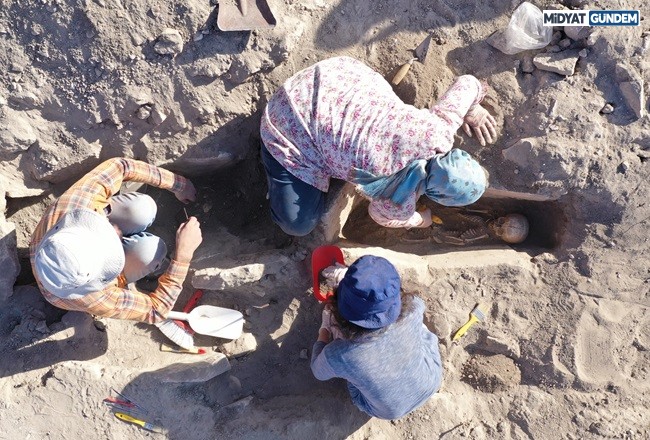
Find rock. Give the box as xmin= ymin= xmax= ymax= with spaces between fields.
xmin=0 ymin=107 xmax=38 ymax=157
xmin=168 ymin=109 xmax=187 ymax=131
xmin=502 ymin=138 xmax=536 ymax=168
xmin=149 ymin=106 xmax=167 ymax=125
xmin=558 ymin=38 xmax=571 ymax=49
xmin=221 ymin=396 xmax=253 ymax=415
xmin=564 ymin=26 xmax=591 ymax=41
xmin=578 ymin=49 xmax=588 ymax=58
xmin=9 ymin=90 xmax=43 ymax=109
xmin=10 ymin=63 xmax=25 ymax=73
xmin=226 ymin=22 xmax=303 ymax=84
xmin=586 ymin=32 xmax=598 ymax=46
xmin=192 ymin=251 xmax=296 ymax=291
xmin=188 ymin=57 xmax=232 ymax=79
xmin=533 ymin=50 xmax=580 ymax=76
xmin=227 ymin=53 xmax=268 ymax=85
xmin=0 ymin=156 xmax=50 ymax=197
xmin=532 ymin=252 xmax=559 ymax=265
xmin=35 ymin=320 xmax=50 ymax=334
xmin=478 ymin=331 xmax=521 ymax=359
xmin=220 ymin=332 xmax=257 ymax=357
xmin=155 ymin=353 xmax=231 ymax=383
xmin=550 ymin=31 xmax=562 ymax=46
xmin=299 ymin=348 xmax=309 ymax=359
xmin=619 ymin=81 xmax=645 ymax=119
xmin=600 ymin=103 xmax=614 ymax=114
xmin=27 ymin=137 xmax=102 ymax=183
xmin=0 ymin=192 xmax=20 ymax=303
xmin=302 ymin=0 xmax=329 ymax=10
xmin=154 ymin=28 xmax=184 ymax=56
xmin=618 ymin=161 xmax=630 ymax=174
xmin=135 ymin=105 xmax=151 ymax=120
xmin=521 ymin=57 xmax=534 ymax=74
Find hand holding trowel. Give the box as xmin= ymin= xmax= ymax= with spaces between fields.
xmin=391 ymin=34 xmax=432 ymax=86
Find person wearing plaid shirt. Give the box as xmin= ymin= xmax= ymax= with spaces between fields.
xmin=29 ymin=157 xmax=203 ymax=324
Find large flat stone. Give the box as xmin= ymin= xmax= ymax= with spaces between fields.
xmin=192 ymin=251 xmax=299 ymax=292
xmin=619 ymin=80 xmax=645 ymax=119
xmin=533 ymin=50 xmax=580 ymax=76
xmin=27 ymin=136 xmax=102 ymax=183
xmin=502 ymin=138 xmax=536 ymax=168
xmin=0 ymin=107 xmax=38 ymax=157
xmin=0 ymin=156 xmax=50 ymax=197
xmin=153 ymin=352 xmax=231 ymax=383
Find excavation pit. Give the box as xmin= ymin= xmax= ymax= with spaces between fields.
xmin=341 ymin=188 xmax=567 ymax=256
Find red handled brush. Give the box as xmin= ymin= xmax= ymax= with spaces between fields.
xmin=156 ymin=289 xmax=204 ymax=350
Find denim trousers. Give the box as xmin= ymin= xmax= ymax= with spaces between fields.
xmin=107 ymin=192 xmax=167 ymax=283
xmin=260 ymin=145 xmax=326 ymax=236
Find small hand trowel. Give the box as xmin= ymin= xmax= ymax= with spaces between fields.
xmin=391 ymin=34 xmax=433 ymax=86
xmin=217 ymin=0 xmax=277 ymax=31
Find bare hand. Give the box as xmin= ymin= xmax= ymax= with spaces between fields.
xmin=174 ymin=217 xmax=202 ymax=263
xmin=174 ymin=181 xmax=197 ymax=204
xmin=321 ymin=263 xmax=348 ymax=288
xmin=462 ymin=104 xmax=497 ymax=146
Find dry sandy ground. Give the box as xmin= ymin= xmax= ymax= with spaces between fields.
xmin=1 ymin=0 xmax=649 ymax=439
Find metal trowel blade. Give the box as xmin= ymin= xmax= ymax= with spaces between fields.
xmin=414 ymin=34 xmax=432 ymax=63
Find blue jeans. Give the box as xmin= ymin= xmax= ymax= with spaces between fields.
xmin=261 ymin=145 xmax=326 ymax=236
xmin=107 ymin=192 xmax=167 ymax=283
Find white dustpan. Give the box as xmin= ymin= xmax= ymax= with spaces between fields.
xmin=167 ymin=305 xmax=244 ymax=340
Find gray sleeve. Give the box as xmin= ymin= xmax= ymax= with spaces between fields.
xmin=310 ymin=341 xmax=337 ymax=381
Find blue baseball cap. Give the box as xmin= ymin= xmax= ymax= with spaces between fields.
xmin=337 ymin=256 xmax=401 ymax=329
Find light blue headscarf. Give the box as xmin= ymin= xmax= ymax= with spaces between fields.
xmin=350 ymin=149 xmax=487 ymax=207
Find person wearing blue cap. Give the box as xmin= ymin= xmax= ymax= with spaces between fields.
xmin=310 ymin=255 xmax=443 ymax=420
xmin=261 ymin=56 xmax=495 ymax=236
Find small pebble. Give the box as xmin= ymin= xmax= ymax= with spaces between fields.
xmin=550 ymin=31 xmax=562 ymax=46
xmin=618 ymin=161 xmax=630 ymax=174
xmin=600 ymin=103 xmax=614 ymax=114
xmin=299 ymin=348 xmax=309 ymax=359
xmin=93 ymin=320 xmax=107 ymax=332
xmin=136 ymin=106 xmax=151 ymax=120
xmin=579 ymin=48 xmax=588 ymax=58
xmin=35 ymin=321 xmax=50 ymax=334
xmin=558 ymin=38 xmax=571 ymax=48
xmin=521 ymin=57 xmax=534 ymax=73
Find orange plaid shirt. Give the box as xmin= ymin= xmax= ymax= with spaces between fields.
xmin=30 ymin=158 xmax=190 ymax=324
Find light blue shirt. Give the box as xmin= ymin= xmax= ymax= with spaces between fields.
xmin=311 ymin=297 xmax=442 ymax=419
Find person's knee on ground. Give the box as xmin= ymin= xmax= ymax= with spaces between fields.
xmin=273 ymin=210 xmax=320 ymax=237
xmin=122 ymin=232 xmax=167 ymax=283
xmin=261 ymin=144 xmax=325 ymax=237
xmin=108 ymin=192 xmax=158 ymax=236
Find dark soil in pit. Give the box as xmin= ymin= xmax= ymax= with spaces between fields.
xmin=342 ymin=193 xmax=568 ymax=255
